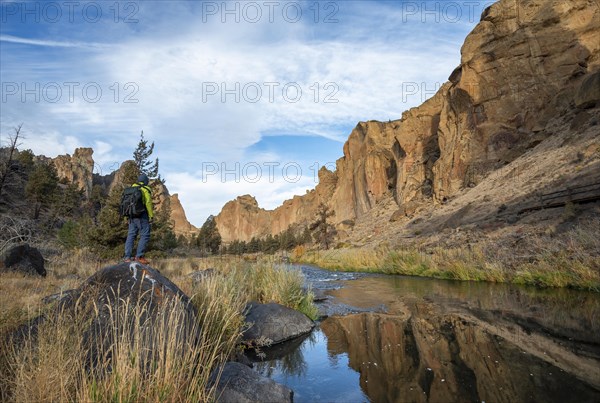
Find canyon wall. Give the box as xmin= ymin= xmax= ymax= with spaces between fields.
xmin=215 ymin=0 xmax=600 ymax=242
xmin=53 ymin=151 xmax=197 ymax=238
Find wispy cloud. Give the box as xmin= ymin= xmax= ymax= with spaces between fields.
xmin=0 ymin=1 xmax=486 ymax=225
xmin=0 ymin=34 xmax=109 ymax=49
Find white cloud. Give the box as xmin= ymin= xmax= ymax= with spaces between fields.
xmin=1 ymin=1 xmax=485 ymax=224
xmin=21 ymin=129 xmax=82 ymax=158
xmin=0 ymin=34 xmax=109 ymax=49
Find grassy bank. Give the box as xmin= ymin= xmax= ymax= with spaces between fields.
xmin=0 ymin=254 xmax=317 ymax=401
xmin=295 ymin=220 xmax=600 ymax=292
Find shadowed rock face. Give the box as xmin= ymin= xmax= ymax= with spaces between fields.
xmin=214 ymin=0 xmax=600 ymax=241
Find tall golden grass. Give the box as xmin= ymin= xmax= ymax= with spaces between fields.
xmin=295 ymin=220 xmax=600 ymax=291
xmin=0 ymin=255 xmax=318 ymax=402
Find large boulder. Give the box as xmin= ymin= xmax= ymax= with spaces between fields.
xmin=80 ymin=263 xmax=199 ymax=366
xmin=2 ymin=244 xmax=46 ymax=277
xmin=12 ymin=262 xmax=198 ymax=369
xmin=82 ymin=262 xmax=191 ymax=303
xmin=212 ymin=362 xmax=293 ymax=403
xmin=243 ymin=302 xmax=314 ymax=345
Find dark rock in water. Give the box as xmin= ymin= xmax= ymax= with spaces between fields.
xmin=211 ymin=362 xmax=293 ymax=403
xmin=2 ymin=244 xmax=46 ymax=277
xmin=243 ymin=302 xmax=314 ymax=345
xmin=312 ymin=288 xmax=328 ymax=302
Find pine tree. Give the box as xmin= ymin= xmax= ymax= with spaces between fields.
xmin=309 ymin=203 xmax=337 ymax=249
xmin=149 ymin=191 xmax=177 ymax=253
xmin=197 ymin=215 xmax=221 ymax=255
xmin=25 ymin=162 xmax=59 ymax=219
xmin=133 ymin=131 xmax=160 ymax=180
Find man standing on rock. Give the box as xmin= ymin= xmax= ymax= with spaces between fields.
xmin=123 ymin=174 xmax=153 ymax=264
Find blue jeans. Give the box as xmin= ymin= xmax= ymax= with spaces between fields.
xmin=124 ymin=214 xmax=151 ymax=258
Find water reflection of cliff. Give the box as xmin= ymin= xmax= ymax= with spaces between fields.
xmin=321 ymin=307 xmax=600 ymax=403
xmin=330 ymin=275 xmax=599 ymax=337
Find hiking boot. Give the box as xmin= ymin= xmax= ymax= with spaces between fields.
xmin=123 ymin=257 xmax=133 ymax=263
xmin=135 ymin=256 xmax=150 ymax=265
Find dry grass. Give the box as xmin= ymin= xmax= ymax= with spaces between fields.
xmin=2 ymin=293 xmax=237 ymax=402
xmin=229 ymin=260 xmax=319 ymax=320
xmin=0 ymin=253 xmax=317 ymax=402
xmin=295 ymin=220 xmax=600 ymax=292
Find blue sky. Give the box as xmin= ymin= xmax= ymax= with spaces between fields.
xmin=0 ymin=0 xmax=493 ymax=226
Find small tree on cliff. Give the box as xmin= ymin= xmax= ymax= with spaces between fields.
xmin=133 ymin=131 xmax=160 ymax=180
xmin=197 ymin=215 xmax=221 ymax=255
xmin=309 ymin=203 xmax=337 ymax=250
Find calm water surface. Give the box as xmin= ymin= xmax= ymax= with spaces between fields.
xmin=251 ymin=264 xmax=600 ymax=403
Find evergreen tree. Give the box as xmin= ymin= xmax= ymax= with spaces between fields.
xmin=300 ymin=226 xmax=312 ymax=245
xmin=309 ymin=203 xmax=337 ymax=249
xmin=262 ymin=234 xmax=278 ymax=254
xmin=25 ymin=162 xmax=59 ymax=219
xmin=248 ymin=237 xmax=260 ymax=253
xmin=197 ymin=215 xmax=221 ymax=255
xmin=87 ymin=184 xmax=106 ymax=218
xmin=227 ymin=240 xmax=246 ymax=255
xmin=176 ymin=234 xmax=185 ymax=247
xmin=16 ymin=149 xmax=34 ymax=172
xmin=149 ymin=191 xmax=177 ymax=253
xmin=279 ymin=226 xmax=298 ymax=250
xmin=54 ymin=183 xmax=84 ymax=218
xmin=133 ymin=131 xmax=160 ymax=180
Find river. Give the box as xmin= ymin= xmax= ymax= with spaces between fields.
xmin=249 ymin=264 xmax=600 ymax=402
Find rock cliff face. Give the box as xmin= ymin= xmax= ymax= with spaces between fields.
xmin=170 ymin=194 xmax=198 ymax=237
xmin=53 ymin=148 xmax=94 ymax=198
xmin=215 ymin=0 xmax=600 ymax=242
xmin=54 ymin=152 xmax=197 ymax=238
xmin=215 ymin=167 xmax=337 ymax=242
